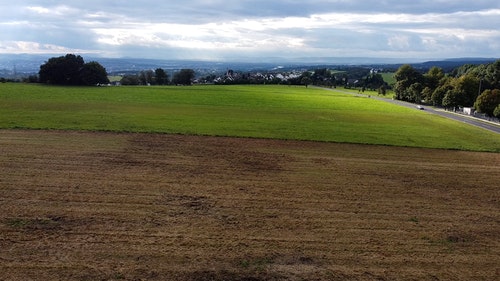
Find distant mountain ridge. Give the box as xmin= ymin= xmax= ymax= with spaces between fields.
xmin=412 ymin=58 xmax=498 ymax=72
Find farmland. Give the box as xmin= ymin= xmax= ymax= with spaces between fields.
xmin=1 ymin=83 xmax=499 ymax=280
xmin=1 ymin=83 xmax=499 ymax=151
xmin=1 ymin=129 xmax=499 ymax=280
xmin=380 ymin=72 xmax=396 ymax=86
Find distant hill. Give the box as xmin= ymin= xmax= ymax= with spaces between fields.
xmin=0 ymin=54 xmax=47 ymax=77
xmin=0 ymin=54 xmax=498 ymax=78
xmin=413 ymin=58 xmax=498 ymax=72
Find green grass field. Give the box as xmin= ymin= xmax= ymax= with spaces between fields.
xmin=381 ymin=72 xmax=396 ymax=86
xmin=1 ymin=83 xmax=499 ymax=151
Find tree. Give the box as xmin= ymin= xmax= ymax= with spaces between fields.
xmin=139 ymin=70 xmax=154 ymax=85
xmin=364 ymin=73 xmax=385 ymax=90
xmin=408 ymin=82 xmax=424 ymax=103
xmin=39 ymin=54 xmax=108 ymax=86
xmin=173 ymin=69 xmax=195 ymax=85
xmin=421 ymin=87 xmax=433 ymax=103
xmin=299 ymin=71 xmax=312 ymax=87
xmin=120 ymin=74 xmax=140 ymax=85
xmin=394 ymin=64 xmax=424 ymax=102
xmin=474 ymin=89 xmax=500 ymax=117
xmin=155 ymin=68 xmax=169 ymax=85
xmin=39 ymin=54 xmax=84 ymax=85
xmin=301 ymin=76 xmax=312 ymax=88
xmin=80 ymin=61 xmax=109 ymax=85
xmin=378 ymin=85 xmax=387 ymax=96
xmin=311 ymin=68 xmax=334 ymax=86
xmin=29 ymin=75 xmax=39 ymax=83
xmin=442 ymin=88 xmax=465 ymax=110
xmin=431 ymin=81 xmax=453 ymax=106
xmin=424 ymin=66 xmax=444 ymax=90
xmin=485 ymin=60 xmax=500 ymax=90
xmin=447 ymin=75 xmax=480 ymax=107
xmin=450 ymin=59 xmax=500 ymax=91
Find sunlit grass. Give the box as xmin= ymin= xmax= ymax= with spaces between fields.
xmin=1 ymin=83 xmax=499 ymax=151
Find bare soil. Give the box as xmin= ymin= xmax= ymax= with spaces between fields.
xmin=0 ymin=130 xmax=499 ymax=281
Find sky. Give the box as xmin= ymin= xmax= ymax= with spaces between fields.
xmin=1 ymin=0 xmax=499 ymax=61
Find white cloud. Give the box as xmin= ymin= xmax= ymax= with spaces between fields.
xmin=0 ymin=41 xmax=98 ymax=54
xmin=387 ymin=36 xmax=411 ymax=50
xmin=0 ymin=1 xmax=499 ymax=60
xmin=26 ymin=5 xmax=80 ymax=17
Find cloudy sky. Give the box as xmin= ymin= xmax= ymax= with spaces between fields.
xmin=1 ymin=0 xmax=499 ymax=61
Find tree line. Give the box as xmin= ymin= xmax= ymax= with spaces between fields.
xmin=120 ymin=68 xmax=194 ymax=86
xmin=394 ymin=60 xmax=500 ymax=117
xmin=297 ymin=67 xmax=387 ymax=91
xmin=15 ymin=54 xmax=388 ymax=91
xmin=35 ymin=54 xmax=195 ymax=86
xmin=207 ymin=67 xmax=387 ymax=94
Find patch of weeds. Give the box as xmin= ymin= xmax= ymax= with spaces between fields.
xmin=5 ymin=218 xmax=30 ymax=228
xmin=187 ymin=270 xmax=279 ymax=281
xmin=240 ymin=260 xmax=251 ymax=269
xmin=409 ymin=217 xmax=419 ymax=224
xmin=4 ymin=216 xmax=62 ymax=231
xmin=446 ymin=234 xmax=468 ymax=244
xmin=423 ymin=231 xmax=471 ymax=252
xmin=113 ymin=272 xmax=125 ymax=280
xmin=421 ymin=236 xmax=431 ymax=242
xmin=239 ymin=257 xmax=274 ymax=272
xmin=298 ymin=256 xmax=314 ymax=264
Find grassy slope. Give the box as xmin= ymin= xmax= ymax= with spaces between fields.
xmin=1 ymin=83 xmax=499 ymax=151
xmin=380 ymin=72 xmax=396 ymax=86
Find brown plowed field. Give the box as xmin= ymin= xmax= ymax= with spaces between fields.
xmin=1 ymin=130 xmax=499 ymax=281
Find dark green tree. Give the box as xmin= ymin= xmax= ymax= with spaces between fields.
xmin=173 ymin=69 xmax=195 ymax=85
xmin=424 ymin=66 xmax=445 ymax=103
xmin=451 ymin=59 xmax=500 ymax=91
xmin=408 ymin=82 xmax=424 ymax=103
xmin=155 ymin=68 xmax=169 ymax=85
xmin=421 ymin=87 xmax=433 ymax=103
xmin=431 ymin=84 xmax=451 ymax=106
xmin=377 ymin=85 xmax=387 ymax=96
xmin=120 ymin=74 xmax=140 ymax=85
xmin=301 ymin=77 xmax=312 ymax=88
xmin=474 ymin=89 xmax=500 ymax=117
xmin=453 ymin=75 xmax=480 ymax=107
xmin=39 ymin=54 xmax=84 ymax=85
xmin=394 ymin=64 xmax=424 ymax=102
xmin=299 ymin=71 xmax=312 ymax=87
xmin=79 ymin=61 xmax=109 ymax=85
xmin=39 ymin=54 xmax=108 ymax=86
xmin=139 ymin=70 xmax=154 ymax=85
xmin=364 ymin=73 xmax=385 ymax=90
xmin=485 ymin=60 xmax=500 ymax=90
xmin=424 ymin=66 xmax=444 ymax=91
xmin=442 ymin=88 xmax=465 ymax=110
xmin=312 ymin=68 xmax=333 ymax=86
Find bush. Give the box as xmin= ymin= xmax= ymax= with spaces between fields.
xmin=494 ymin=104 xmax=500 ymax=118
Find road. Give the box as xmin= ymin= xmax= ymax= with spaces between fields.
xmin=319 ymin=87 xmax=500 ymax=134
xmin=373 ymin=96 xmax=500 ymax=134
